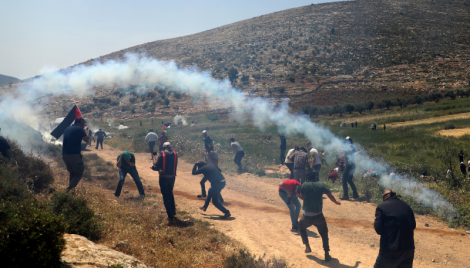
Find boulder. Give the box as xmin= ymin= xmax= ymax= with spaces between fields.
xmin=61 ymin=234 xmax=148 ymax=268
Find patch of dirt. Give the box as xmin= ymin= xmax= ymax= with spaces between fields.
xmin=83 ymin=144 xmax=470 ymax=267
xmin=390 ymin=112 xmax=470 ymax=128
xmin=436 ymin=128 xmax=470 ymax=137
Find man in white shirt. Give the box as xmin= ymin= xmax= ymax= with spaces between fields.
xmin=229 ymin=138 xmax=244 ymax=173
xmin=285 ymin=147 xmax=298 ymax=179
xmin=145 ymin=129 xmax=158 ymax=160
xmin=307 ymin=142 xmax=322 ymax=173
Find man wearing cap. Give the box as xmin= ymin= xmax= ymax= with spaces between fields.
xmin=63 ymin=118 xmax=90 ymax=192
xmin=202 ymin=130 xmax=214 ymax=154
xmin=152 ymin=142 xmax=178 ymax=225
xmin=229 ymin=138 xmax=244 ymax=173
xmin=94 ymin=128 xmax=106 ymax=150
xmin=307 ymin=142 xmax=322 ymax=173
xmin=115 ymin=151 xmax=145 ymax=198
xmin=374 ymin=190 xmax=416 ymax=268
xmin=145 ymin=129 xmax=158 ymax=159
xmin=279 ymin=133 xmax=287 ymax=165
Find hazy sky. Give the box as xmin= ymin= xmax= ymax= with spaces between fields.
xmin=0 ymin=0 xmax=337 ymax=79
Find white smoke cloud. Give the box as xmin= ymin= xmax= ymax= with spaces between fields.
xmin=173 ymin=115 xmax=188 ymax=126
xmin=0 ymin=53 xmax=456 ymax=219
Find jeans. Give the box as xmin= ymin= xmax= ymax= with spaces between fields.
xmin=294 ymin=168 xmax=306 ymax=184
xmin=148 ymin=141 xmax=155 ymax=154
xmin=342 ymin=164 xmax=358 ymax=198
xmin=299 ymin=214 xmax=330 ymax=252
xmin=96 ymin=139 xmax=103 ymax=149
xmin=204 ymin=181 xmax=229 ymax=214
xmin=312 ymin=164 xmax=321 ymax=173
xmin=159 ymin=177 xmax=176 ymax=219
xmin=115 ymin=168 xmax=145 ymax=197
xmin=285 ymin=163 xmax=294 ymax=179
xmin=279 ymin=190 xmax=301 ymax=229
xmin=321 ymin=158 xmax=327 ymax=165
xmin=200 ymin=176 xmax=224 ymax=202
xmin=234 ymin=151 xmax=244 ymax=169
xmin=374 ymin=249 xmax=414 ymax=268
xmin=63 ymin=154 xmax=84 ymax=191
xmin=280 ymin=149 xmax=286 ymax=165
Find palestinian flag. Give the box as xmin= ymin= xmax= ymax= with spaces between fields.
xmin=50 ymin=105 xmax=83 ymax=139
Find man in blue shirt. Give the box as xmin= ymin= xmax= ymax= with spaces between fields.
xmin=94 ymin=129 xmax=106 ymax=150
xmin=62 ymin=118 xmax=90 ymax=192
xmin=115 ymin=151 xmax=145 ymax=198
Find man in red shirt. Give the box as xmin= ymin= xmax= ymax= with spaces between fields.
xmin=157 ymin=132 xmax=168 ymax=153
xmin=279 ymin=178 xmax=302 ymax=231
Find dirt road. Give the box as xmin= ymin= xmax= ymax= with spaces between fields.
xmin=84 ymin=145 xmax=470 ymax=267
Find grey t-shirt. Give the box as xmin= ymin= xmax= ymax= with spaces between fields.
xmin=231 ymin=142 xmax=243 ymax=152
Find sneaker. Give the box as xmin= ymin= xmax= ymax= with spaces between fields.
xmin=339 ymin=196 xmax=349 ymax=200
xmin=220 ymin=211 xmax=231 ymax=219
xmin=166 ymin=217 xmax=175 ymax=226
xmin=325 ymin=252 xmax=332 ymax=262
xmin=197 ymin=195 xmax=207 ymax=198
xmin=305 ymin=244 xmax=312 ymax=253
xmin=199 ymin=206 xmax=207 ymax=212
xmin=290 ymin=227 xmax=299 ymax=232
xmin=352 ymin=195 xmax=359 ymax=199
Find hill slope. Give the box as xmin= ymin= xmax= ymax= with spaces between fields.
xmin=0 ymin=74 xmax=20 ymax=86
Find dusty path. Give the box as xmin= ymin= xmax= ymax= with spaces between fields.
xmin=84 ymin=145 xmax=470 ymax=267
xmin=389 ymin=112 xmax=470 ymax=128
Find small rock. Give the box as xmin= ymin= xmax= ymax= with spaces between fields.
xmin=115 ymin=240 xmax=130 ymax=249
xmin=425 ymin=222 xmax=429 ymax=227
xmin=370 ymin=243 xmax=375 ymax=247
xmin=124 ymin=190 xmax=129 ymax=194
xmin=432 ymin=259 xmax=435 ymax=262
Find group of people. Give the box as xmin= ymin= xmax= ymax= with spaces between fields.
xmin=61 ymin=118 xmax=417 ymax=267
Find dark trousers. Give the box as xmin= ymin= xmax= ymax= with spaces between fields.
xmin=299 ymin=213 xmax=329 ymax=252
xmin=286 ymin=163 xmax=294 ymax=179
xmin=374 ymin=249 xmax=414 ymax=268
xmin=200 ymin=177 xmax=224 ymax=202
xmin=342 ymin=165 xmax=358 ymax=198
xmin=321 ymin=158 xmax=327 ymax=165
xmin=96 ymin=139 xmax=103 ymax=149
xmin=280 ymin=149 xmax=286 ymax=165
xmin=159 ymin=177 xmax=176 ymax=219
xmin=148 ymin=141 xmax=155 ymax=154
xmin=312 ymin=164 xmax=321 ymax=173
xmin=234 ymin=151 xmax=245 ymax=169
xmin=204 ymin=181 xmax=229 ymax=214
xmin=63 ymin=154 xmax=85 ymax=191
xmin=115 ymin=168 xmax=145 ymax=197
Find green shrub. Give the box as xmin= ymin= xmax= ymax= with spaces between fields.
xmin=444 ymin=123 xmax=455 ymax=130
xmin=254 ymin=169 xmax=266 ymax=177
xmin=223 ymin=249 xmax=286 ymax=268
xmin=49 ymin=193 xmax=103 ymax=241
xmin=206 ymin=113 xmax=219 ymax=121
xmin=0 ymin=201 xmax=66 ymax=268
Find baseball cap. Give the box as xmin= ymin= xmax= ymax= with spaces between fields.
xmin=163 ymin=142 xmax=171 ymax=148
xmin=202 ymin=130 xmax=207 ymax=134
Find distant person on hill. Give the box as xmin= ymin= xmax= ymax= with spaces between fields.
xmin=94 ymin=128 xmax=106 ymax=150
xmin=340 ymin=136 xmax=359 ymax=200
xmin=384 ymin=124 xmax=386 ymax=131
xmin=307 ymin=142 xmax=322 ymax=173
xmin=151 ymin=142 xmax=178 ymax=225
xmin=279 ymin=133 xmax=287 ymax=165
xmin=192 ymin=161 xmax=230 ymax=219
xmin=115 ymin=151 xmax=145 ymax=198
xmin=374 ymin=190 xmax=416 ymax=268
xmin=298 ymin=171 xmax=340 ymax=261
xmin=229 ymin=138 xmax=244 ymax=173
xmin=285 ymin=147 xmax=298 ymax=179
xmin=158 ymin=132 xmax=168 ymax=153
xmin=288 ymin=147 xmax=311 ymax=184
xmin=278 ymin=178 xmax=301 ymax=231
xmin=145 ymin=129 xmax=158 ymax=160
xmin=351 ymin=122 xmax=354 ymax=128
xmin=62 ymin=118 xmax=90 ymax=192
xmin=0 ymin=135 xmax=11 ymax=159
xmin=458 ymin=150 xmax=464 ymax=163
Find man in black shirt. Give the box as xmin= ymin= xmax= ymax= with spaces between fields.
xmin=458 ymin=150 xmax=464 ymax=163
xmin=279 ymin=133 xmax=286 ymax=165
xmin=94 ymin=129 xmax=106 ymax=150
xmin=374 ymin=190 xmax=416 ymax=268
xmin=192 ymin=161 xmax=231 ymax=219
xmin=62 ymin=118 xmax=90 ymax=192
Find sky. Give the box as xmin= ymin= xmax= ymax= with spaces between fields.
xmin=0 ymin=0 xmax=338 ymax=80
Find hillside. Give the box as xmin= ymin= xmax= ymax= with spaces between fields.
xmin=3 ymin=0 xmax=470 ymax=120
xmin=0 ymin=74 xmax=20 ymax=86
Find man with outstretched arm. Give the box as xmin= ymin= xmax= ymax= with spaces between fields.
xmin=62 ymin=118 xmax=90 ymax=192
xmin=192 ymin=161 xmax=231 ymax=219
xmin=297 ymin=171 xmax=340 ymax=261
xmin=115 ymin=151 xmax=145 ymax=198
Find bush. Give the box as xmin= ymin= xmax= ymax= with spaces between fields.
xmin=223 ymin=249 xmax=286 ymax=268
xmin=206 ymin=113 xmax=219 ymax=121
xmin=129 ymin=97 xmax=137 ymax=103
xmin=444 ymin=123 xmax=455 ymax=130
xmin=121 ymin=106 xmax=130 ymax=112
xmin=0 ymin=201 xmax=66 ymax=268
xmin=49 ymin=193 xmax=102 ymax=241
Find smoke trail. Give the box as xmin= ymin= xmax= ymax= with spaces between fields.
xmin=2 ymin=53 xmax=457 ymax=219
xmin=173 ymin=115 xmax=188 ymax=126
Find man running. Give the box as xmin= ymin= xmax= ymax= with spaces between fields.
xmin=62 ymin=118 xmax=90 ymax=192
xmin=192 ymin=161 xmax=231 ymax=219
xmin=298 ymin=171 xmax=340 ymax=261
xmin=94 ymin=128 xmax=106 ymax=150
xmin=145 ymin=129 xmax=158 ymax=159
xmin=229 ymin=138 xmax=244 ymax=173
xmin=279 ymin=133 xmax=287 ymax=165
xmin=307 ymin=142 xmax=322 ymax=173
xmin=115 ymin=151 xmax=145 ymax=198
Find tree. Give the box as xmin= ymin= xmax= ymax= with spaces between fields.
xmin=430 ymin=92 xmax=443 ymax=103
xmin=146 ymin=91 xmax=156 ymax=99
xmin=129 ymin=97 xmax=137 ymax=103
xmin=395 ymin=98 xmax=404 ymax=108
xmin=412 ymin=96 xmax=424 ymax=105
xmin=344 ymin=103 xmax=355 ymax=114
xmin=309 ymin=106 xmax=318 ymax=117
xmin=456 ymin=89 xmax=466 ymax=98
xmin=278 ymin=87 xmax=285 ymax=94
xmin=355 ymin=104 xmax=365 ymax=114
xmin=228 ymin=68 xmax=239 ymax=85
xmin=365 ymin=100 xmax=374 ymax=112
xmin=380 ymin=99 xmax=392 ymax=110
xmin=164 ymin=98 xmax=170 ymax=107
xmin=333 ymin=105 xmax=344 ymax=116
xmin=241 ymin=74 xmax=249 ymax=83
xmin=444 ymin=91 xmax=456 ymax=100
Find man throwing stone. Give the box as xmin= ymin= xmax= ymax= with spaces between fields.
xmin=115 ymin=151 xmax=145 ymax=198
xmin=374 ymin=190 xmax=416 ymax=268
xmin=62 ymin=118 xmax=90 ymax=192
xmin=297 ymin=171 xmax=340 ymax=261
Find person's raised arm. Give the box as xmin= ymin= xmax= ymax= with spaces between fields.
xmin=192 ymin=162 xmax=204 ymax=175
xmin=326 ymin=193 xmax=340 ymax=205
xmin=116 ymin=153 xmax=123 ymax=168
xmin=82 ymin=126 xmax=90 ymax=143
